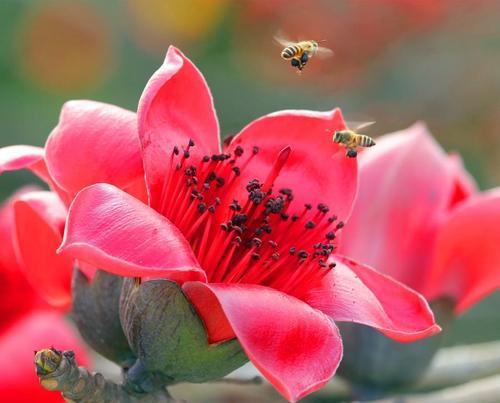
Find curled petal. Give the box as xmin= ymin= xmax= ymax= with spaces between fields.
xmin=339 ymin=123 xmax=457 ymax=291
xmin=13 ymin=191 xmax=73 ymax=308
xmin=45 ymin=100 xmax=146 ymax=200
xmin=0 ymin=145 xmax=49 ymax=182
xmin=0 ymin=145 xmax=43 ymax=173
xmin=183 ymin=282 xmax=342 ymax=402
xmin=227 ymin=108 xmax=357 ymax=221
xmin=60 ymin=183 xmax=205 ymax=282
xmin=0 ymin=311 xmax=88 ymax=402
xmin=303 ymin=256 xmax=440 ymax=342
xmin=427 ymin=189 xmax=500 ymax=313
xmin=138 ymin=46 xmax=220 ymax=210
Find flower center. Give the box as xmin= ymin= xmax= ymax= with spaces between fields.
xmin=157 ymin=140 xmax=342 ymax=297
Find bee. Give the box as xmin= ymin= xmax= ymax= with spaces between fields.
xmin=333 ymin=121 xmax=376 ymax=158
xmin=274 ymin=33 xmax=333 ymax=72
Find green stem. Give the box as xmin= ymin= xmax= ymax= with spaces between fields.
xmin=34 ymin=348 xmax=183 ymax=403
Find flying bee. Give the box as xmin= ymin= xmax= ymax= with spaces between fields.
xmin=333 ymin=121 xmax=376 ymax=158
xmin=274 ymin=33 xmax=333 ymax=72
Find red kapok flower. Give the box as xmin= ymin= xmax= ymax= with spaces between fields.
xmin=57 ymin=47 xmax=439 ymax=402
xmin=0 ymin=191 xmax=88 ymax=402
xmin=339 ymin=123 xmax=500 ymax=314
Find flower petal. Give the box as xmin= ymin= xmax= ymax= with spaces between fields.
xmin=45 ymin=100 xmax=146 ymax=200
xmin=183 ymin=282 xmax=342 ymax=402
xmin=0 ymin=189 xmax=49 ymax=328
xmin=339 ymin=123 xmax=457 ymax=292
xmin=59 ymin=183 xmax=205 ymax=282
xmin=0 ymin=310 xmax=88 ymax=402
xmin=427 ymin=189 xmax=500 ymax=313
xmin=0 ymin=145 xmax=49 ymax=181
xmin=447 ymin=153 xmax=477 ymax=207
xmin=303 ymin=256 xmax=440 ymax=342
xmin=227 ymin=108 xmax=357 ymax=220
xmin=13 ymin=191 xmax=73 ymax=308
xmin=138 ymin=46 xmax=220 ymax=210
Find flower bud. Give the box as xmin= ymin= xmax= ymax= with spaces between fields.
xmin=119 ymin=278 xmax=248 ymax=385
xmin=337 ymin=298 xmax=454 ymax=390
xmin=72 ymin=268 xmax=136 ymax=367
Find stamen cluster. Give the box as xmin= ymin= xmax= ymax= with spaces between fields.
xmin=157 ymin=140 xmax=343 ymax=296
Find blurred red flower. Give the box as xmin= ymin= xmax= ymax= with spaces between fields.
xmin=0 ymin=98 xmax=147 ymax=307
xmin=340 ymin=123 xmax=500 ymax=314
xmin=20 ymin=46 xmax=439 ymax=402
xmin=0 ymin=191 xmax=88 ymax=402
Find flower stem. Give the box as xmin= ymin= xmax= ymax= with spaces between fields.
xmin=34 ymin=348 xmax=183 ymax=402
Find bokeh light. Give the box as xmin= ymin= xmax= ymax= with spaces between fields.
xmin=17 ymin=0 xmax=114 ymax=93
xmin=126 ymin=0 xmax=230 ymax=53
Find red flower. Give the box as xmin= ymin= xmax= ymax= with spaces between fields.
xmin=340 ymin=123 xmax=500 ymax=314
xmin=0 ymin=191 xmax=88 ymax=402
xmin=46 ymin=47 xmax=439 ymax=402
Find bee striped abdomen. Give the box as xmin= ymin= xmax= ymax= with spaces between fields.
xmin=281 ymin=45 xmax=301 ymax=59
xmin=360 ymin=135 xmax=376 ymax=147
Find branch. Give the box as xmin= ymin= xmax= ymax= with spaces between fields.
xmin=34 ymin=348 xmax=183 ymax=403
xmin=310 ymin=341 xmax=500 ymax=400
xmin=412 ymin=340 xmax=500 ymax=391
xmin=371 ymin=374 xmax=500 ymax=403
xmin=209 ymin=376 xmax=263 ymax=385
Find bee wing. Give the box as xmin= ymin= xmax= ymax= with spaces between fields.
xmin=273 ymin=32 xmax=295 ymax=47
xmin=315 ymin=46 xmax=334 ymax=59
xmin=346 ymin=121 xmax=376 ymax=131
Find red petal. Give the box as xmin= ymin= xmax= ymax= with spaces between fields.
xmin=0 ymin=190 xmax=49 ymax=328
xmin=339 ymin=123 xmax=458 ymax=292
xmin=45 ymin=100 xmax=146 ymax=201
xmin=303 ymin=256 xmax=440 ymax=342
xmin=227 ymin=109 xmax=357 ymax=220
xmin=0 ymin=310 xmax=88 ymax=402
xmin=427 ymin=190 xmax=500 ymax=313
xmin=13 ymin=191 xmax=73 ymax=308
xmin=447 ymin=153 xmax=477 ymax=207
xmin=0 ymin=145 xmax=49 ymax=182
xmin=60 ymin=183 xmax=205 ymax=282
xmin=0 ymin=145 xmax=43 ymax=173
xmin=183 ymin=282 xmax=342 ymax=402
xmin=138 ymin=46 xmax=220 ymax=210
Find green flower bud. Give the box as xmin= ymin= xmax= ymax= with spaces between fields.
xmin=338 ymin=298 xmax=455 ymax=390
xmin=72 ymin=268 xmax=136 ymax=367
xmin=119 ymin=279 xmax=248 ymax=385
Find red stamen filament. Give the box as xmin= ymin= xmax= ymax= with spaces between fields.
xmin=156 ymin=142 xmax=340 ymax=298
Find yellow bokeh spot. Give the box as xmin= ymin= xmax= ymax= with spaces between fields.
xmin=18 ymin=1 xmax=114 ymax=93
xmin=126 ymin=0 xmax=230 ymax=52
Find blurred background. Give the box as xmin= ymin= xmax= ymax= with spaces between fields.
xmin=0 ymin=0 xmax=499 ymax=401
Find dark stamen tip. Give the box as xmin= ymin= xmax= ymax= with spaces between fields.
xmin=305 ymin=221 xmax=316 ymax=229
xmin=298 ymin=250 xmax=309 ymax=259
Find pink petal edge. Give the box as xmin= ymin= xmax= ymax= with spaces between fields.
xmin=183 ymin=282 xmax=342 ymax=402
xmin=138 ymin=46 xmax=220 ymax=210
xmin=59 ymin=183 xmax=206 ymax=283
xmin=303 ymin=255 xmax=441 ymax=342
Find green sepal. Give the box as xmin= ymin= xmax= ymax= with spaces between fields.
xmin=71 ymin=268 xmax=136 ymax=368
xmin=119 ymin=278 xmax=248 ymax=385
xmin=337 ymin=298 xmax=455 ymax=391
